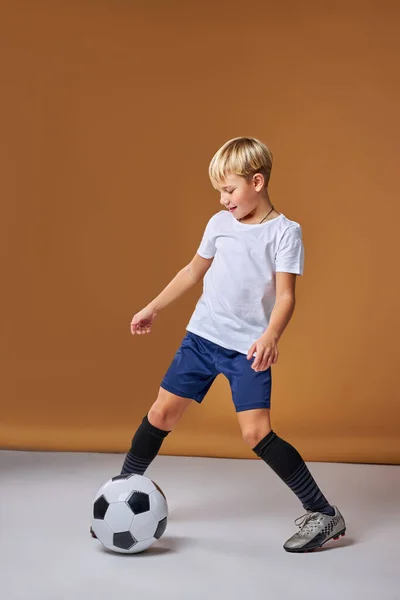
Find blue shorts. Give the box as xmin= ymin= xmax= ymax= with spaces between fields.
xmin=160 ymin=331 xmax=271 ymax=412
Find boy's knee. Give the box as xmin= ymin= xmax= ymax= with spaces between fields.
xmin=148 ymin=407 xmax=171 ymax=430
xmin=148 ymin=388 xmax=192 ymax=430
xmin=148 ymin=402 xmax=181 ymax=431
xmin=241 ymin=426 xmax=271 ymax=448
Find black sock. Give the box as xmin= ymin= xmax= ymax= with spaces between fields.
xmin=120 ymin=414 xmax=171 ymax=476
xmin=253 ymin=430 xmax=335 ymax=516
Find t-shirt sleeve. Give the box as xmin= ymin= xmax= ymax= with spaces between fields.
xmin=197 ymin=216 xmax=217 ymax=259
xmin=275 ymin=225 xmax=304 ymax=275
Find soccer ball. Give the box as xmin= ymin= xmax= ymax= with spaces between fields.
xmin=91 ymin=473 xmax=168 ymax=554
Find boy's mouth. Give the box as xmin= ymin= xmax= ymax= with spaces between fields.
xmin=229 ymin=206 xmax=237 ymax=212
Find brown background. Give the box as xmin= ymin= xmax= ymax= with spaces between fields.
xmin=1 ymin=1 xmax=399 ymax=464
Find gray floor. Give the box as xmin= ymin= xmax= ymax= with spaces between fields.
xmin=1 ymin=450 xmax=399 ymax=600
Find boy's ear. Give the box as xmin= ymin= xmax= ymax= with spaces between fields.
xmin=253 ymin=172 xmax=265 ymax=191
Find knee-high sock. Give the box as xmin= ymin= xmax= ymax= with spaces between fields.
xmin=120 ymin=414 xmax=171 ymax=476
xmin=253 ymin=430 xmax=335 ymax=516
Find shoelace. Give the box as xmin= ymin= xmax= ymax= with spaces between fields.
xmin=294 ymin=512 xmax=323 ymax=536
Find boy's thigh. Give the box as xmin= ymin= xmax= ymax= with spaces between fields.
xmin=217 ymin=351 xmax=272 ymax=412
xmin=154 ymin=386 xmax=194 ymax=412
xmin=160 ymin=331 xmax=218 ymax=404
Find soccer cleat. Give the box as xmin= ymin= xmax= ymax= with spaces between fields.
xmin=283 ymin=505 xmax=346 ymax=553
xmin=90 ymin=526 xmax=97 ymax=539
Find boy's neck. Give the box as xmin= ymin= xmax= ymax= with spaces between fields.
xmin=238 ymin=198 xmax=280 ymax=225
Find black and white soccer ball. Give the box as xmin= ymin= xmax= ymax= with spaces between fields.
xmin=91 ymin=473 xmax=168 ymax=554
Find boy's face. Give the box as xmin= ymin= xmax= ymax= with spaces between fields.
xmin=218 ymin=173 xmax=263 ymax=220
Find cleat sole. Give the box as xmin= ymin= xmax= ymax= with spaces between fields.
xmin=333 ymin=528 xmax=346 ymax=541
xmin=284 ymin=528 xmax=347 ymax=553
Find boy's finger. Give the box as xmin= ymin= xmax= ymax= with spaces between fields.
xmin=247 ymin=345 xmax=256 ymax=360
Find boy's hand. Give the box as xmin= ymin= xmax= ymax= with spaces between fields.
xmin=130 ymin=305 xmax=158 ymax=335
xmin=247 ymin=333 xmax=279 ymax=371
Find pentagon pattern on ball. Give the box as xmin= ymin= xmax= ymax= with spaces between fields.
xmin=111 ymin=474 xmax=135 ymax=482
xmin=127 ymin=491 xmax=150 ymax=514
xmin=93 ymin=495 xmax=109 ymax=520
xmin=113 ymin=531 xmax=137 ymax=550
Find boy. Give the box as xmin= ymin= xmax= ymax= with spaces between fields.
xmin=93 ymin=137 xmax=346 ymax=553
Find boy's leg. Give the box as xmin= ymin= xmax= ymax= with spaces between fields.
xmin=222 ymin=350 xmax=335 ymax=517
xmin=237 ymin=408 xmax=346 ymax=552
xmin=237 ymin=409 xmax=335 ymax=516
xmin=120 ymin=331 xmax=217 ymax=476
xmin=120 ymin=387 xmax=192 ymax=476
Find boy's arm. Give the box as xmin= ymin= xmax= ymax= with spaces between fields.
xmin=262 ymin=272 xmax=297 ymax=341
xmin=148 ymin=254 xmax=214 ymax=312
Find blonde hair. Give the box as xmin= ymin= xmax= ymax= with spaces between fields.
xmin=209 ymin=137 xmax=273 ymax=190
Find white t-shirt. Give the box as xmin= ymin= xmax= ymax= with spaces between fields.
xmin=186 ymin=210 xmax=304 ymax=355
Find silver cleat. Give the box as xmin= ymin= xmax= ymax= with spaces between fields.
xmin=284 ymin=505 xmax=346 ymax=553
